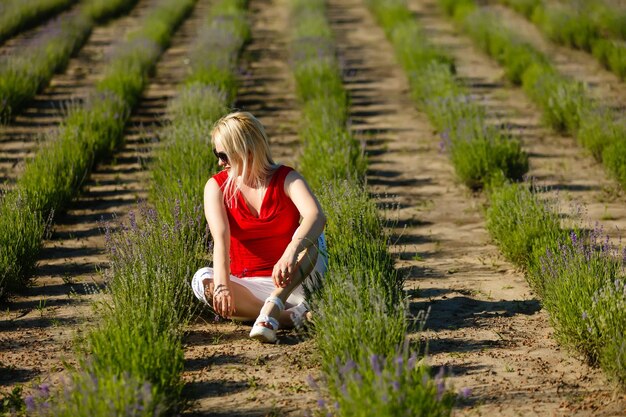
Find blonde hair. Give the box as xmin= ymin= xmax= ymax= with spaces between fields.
xmin=211 ymin=112 xmax=275 ymax=206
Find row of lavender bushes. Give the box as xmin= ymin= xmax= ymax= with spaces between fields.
xmin=0 ymin=0 xmax=76 ymax=45
xmin=438 ymin=0 xmax=626 ymax=189
xmin=435 ymin=0 xmax=626 ymax=387
xmin=0 ymin=0 xmax=193 ymax=298
xmin=288 ymin=0 xmax=456 ymax=415
xmin=0 ymin=0 xmax=141 ymax=121
xmin=498 ymin=0 xmax=626 ymax=81
xmin=23 ymin=0 xmax=251 ymax=414
xmin=486 ymin=182 xmax=626 ymax=386
xmin=366 ymin=0 xmax=528 ymax=192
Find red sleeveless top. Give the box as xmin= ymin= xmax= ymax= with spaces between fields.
xmin=213 ymin=165 xmax=300 ymax=278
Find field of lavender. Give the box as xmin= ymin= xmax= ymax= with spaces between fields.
xmin=1 ymin=0 xmax=625 ymax=415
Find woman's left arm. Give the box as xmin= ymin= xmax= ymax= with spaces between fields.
xmin=272 ymin=170 xmax=326 ymax=285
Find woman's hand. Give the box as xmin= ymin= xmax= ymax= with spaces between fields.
xmin=272 ymin=246 xmax=299 ymax=288
xmin=211 ymin=283 xmax=235 ymax=317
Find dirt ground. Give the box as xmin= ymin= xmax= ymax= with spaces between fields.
xmin=1 ymin=0 xmax=626 ymax=416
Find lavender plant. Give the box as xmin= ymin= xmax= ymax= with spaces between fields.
xmin=592 ymin=39 xmax=626 ymax=81
xmin=0 ymin=12 xmax=92 ymax=121
xmin=0 ymin=0 xmax=195 ymax=299
xmin=289 ymin=0 xmax=454 ymax=413
xmin=0 ymin=0 xmax=141 ymax=121
xmin=441 ymin=0 xmax=626 ymax=189
xmin=150 ymin=0 xmax=249 ymax=226
xmin=313 ymin=351 xmax=456 ymax=417
xmin=0 ymin=0 xmax=76 ymax=45
xmin=56 ymin=2 xmax=247 ymax=413
xmin=587 ymin=278 xmax=626 ymax=384
xmin=368 ymin=0 xmax=528 ymax=190
xmin=0 ymin=193 xmax=47 ymax=301
xmin=521 ymin=64 xmax=587 ymax=133
xmin=485 ymin=180 xmax=573 ymax=296
xmin=531 ymin=3 xmax=598 ymax=51
xmin=500 ymin=0 xmax=626 ymax=81
xmin=24 ymin=372 xmax=165 ymax=416
xmin=540 ymin=228 xmax=623 ymax=360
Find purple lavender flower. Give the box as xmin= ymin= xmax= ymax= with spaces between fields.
xmin=25 ymin=395 xmax=35 ymax=412
xmin=459 ymin=387 xmax=471 ymax=398
xmin=370 ymin=354 xmax=381 ymax=376
xmin=38 ymin=383 xmax=50 ymax=397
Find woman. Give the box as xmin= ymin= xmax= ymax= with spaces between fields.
xmin=191 ymin=112 xmax=327 ymax=343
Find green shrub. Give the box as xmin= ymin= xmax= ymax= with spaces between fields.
xmin=0 ymin=0 xmax=194 ymax=299
xmin=0 ymin=193 xmax=47 ymax=300
xmin=532 ymin=4 xmax=598 ymax=51
xmin=540 ymin=229 xmax=623 ymax=360
xmin=449 ymin=129 xmax=528 ymax=190
xmin=0 ymin=0 xmax=76 ymax=44
xmin=602 ymin=138 xmax=626 ymax=187
xmin=587 ymin=279 xmax=626 ymax=385
xmin=0 ymin=13 xmax=91 ymax=121
xmin=522 ymin=64 xmax=587 ymax=133
xmin=485 ymin=181 xmax=563 ymax=294
xmin=592 ymin=39 xmax=626 ymax=81
xmin=577 ymin=107 xmax=626 ymax=162
xmin=317 ymin=350 xmax=456 ymax=417
xmin=318 ymin=180 xmax=400 ymax=307
xmin=25 ymin=370 xmax=165 ymax=416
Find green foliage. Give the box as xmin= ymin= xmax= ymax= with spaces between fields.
xmin=319 ymin=350 xmax=456 ymax=417
xmin=577 ymin=107 xmax=626 ymax=162
xmin=532 ymin=4 xmax=598 ymax=51
xmin=318 ymin=180 xmax=401 ymax=307
xmin=370 ymin=1 xmax=528 ymax=190
xmin=592 ymin=39 xmax=626 ymax=81
xmin=521 ymin=64 xmax=587 ymax=133
xmin=0 ymin=193 xmax=47 ymax=301
xmin=587 ymin=279 xmax=626 ymax=385
xmin=0 ymin=13 xmax=91 ymax=121
xmin=462 ymin=9 xmax=545 ymax=85
xmin=0 ymin=0 xmax=194 ymax=299
xmin=602 ymin=138 xmax=626 ymax=187
xmin=314 ymin=277 xmax=406 ymax=373
xmin=443 ymin=0 xmax=626 ymax=388
xmin=0 ymin=0 xmax=76 ymax=44
xmin=500 ymin=0 xmax=626 ymax=82
xmin=0 ymin=386 xmax=25 ymax=414
xmin=541 ymin=230 xmax=623 ymax=361
xmin=0 ymin=0 xmax=141 ymax=121
xmin=49 ymin=2 xmax=248 ymax=414
xmin=26 ymin=371 xmax=165 ymax=416
xmin=485 ymin=181 xmax=563 ymax=294
xmin=449 ymin=129 xmax=528 ymax=190
xmin=289 ymin=0 xmax=451 ymax=414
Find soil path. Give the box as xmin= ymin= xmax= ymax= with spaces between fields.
xmin=0 ymin=0 xmax=150 ymax=191
xmin=181 ymin=1 xmax=320 ymax=416
xmin=0 ymin=0 xmax=204 ymax=396
xmin=328 ymin=0 xmax=626 ymax=415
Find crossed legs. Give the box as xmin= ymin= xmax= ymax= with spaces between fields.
xmin=199 ymin=244 xmax=318 ymax=328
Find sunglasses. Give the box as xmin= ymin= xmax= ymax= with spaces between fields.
xmin=213 ymin=148 xmax=229 ymax=164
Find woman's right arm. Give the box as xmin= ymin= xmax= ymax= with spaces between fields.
xmin=204 ymin=178 xmax=234 ymax=317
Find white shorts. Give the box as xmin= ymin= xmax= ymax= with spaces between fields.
xmin=191 ymin=233 xmax=327 ymax=321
